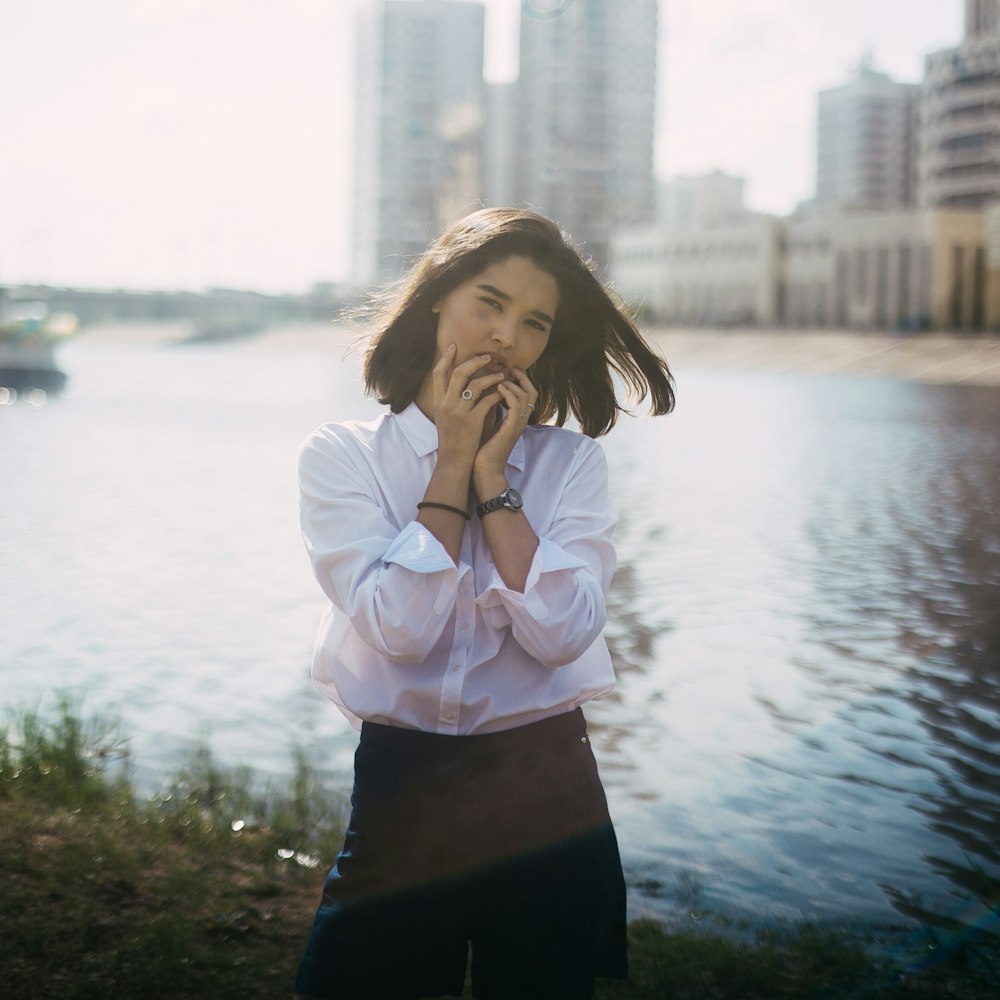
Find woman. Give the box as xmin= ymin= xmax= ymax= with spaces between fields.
xmin=294 ymin=208 xmax=674 ymax=1000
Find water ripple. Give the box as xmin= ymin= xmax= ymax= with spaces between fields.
xmin=3 ymin=343 xmax=1000 ymax=929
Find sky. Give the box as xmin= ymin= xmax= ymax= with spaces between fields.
xmin=0 ymin=0 xmax=965 ymax=293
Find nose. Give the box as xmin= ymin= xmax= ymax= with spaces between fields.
xmin=490 ymin=314 xmax=517 ymax=349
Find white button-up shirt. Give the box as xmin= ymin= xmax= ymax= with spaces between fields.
xmin=299 ymin=403 xmax=618 ymax=735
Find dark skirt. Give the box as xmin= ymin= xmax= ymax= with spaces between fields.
xmin=295 ymin=708 xmax=627 ymax=1000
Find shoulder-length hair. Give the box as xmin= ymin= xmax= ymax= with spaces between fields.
xmin=362 ymin=207 xmax=675 ymax=438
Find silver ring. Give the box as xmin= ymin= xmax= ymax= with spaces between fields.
xmin=526 ymin=401 xmax=535 ymax=412
xmin=461 ymin=388 xmax=474 ymax=400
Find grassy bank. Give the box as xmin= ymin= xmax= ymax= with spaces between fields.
xmin=1 ymin=702 xmax=996 ymax=999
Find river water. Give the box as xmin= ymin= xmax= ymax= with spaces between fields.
xmin=2 ymin=326 xmax=998 ymax=934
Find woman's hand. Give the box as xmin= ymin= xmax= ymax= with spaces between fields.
xmin=473 ymin=366 xmax=537 ymax=493
xmin=472 ymin=366 xmax=540 ymax=593
xmin=417 ymin=345 xmax=505 ymax=564
xmin=431 ymin=345 xmax=506 ymax=466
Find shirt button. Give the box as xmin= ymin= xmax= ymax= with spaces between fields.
xmin=444 ymin=711 xmax=457 ymax=721
xmin=458 ymin=621 xmax=469 ymax=631
xmin=450 ymin=663 xmax=461 ymax=672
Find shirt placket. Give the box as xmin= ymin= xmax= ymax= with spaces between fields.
xmin=437 ymin=531 xmax=474 ymax=734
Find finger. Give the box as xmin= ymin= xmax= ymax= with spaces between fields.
xmin=447 ymin=354 xmax=497 ymax=404
xmin=495 ymin=381 xmax=529 ymax=424
xmin=471 ymin=384 xmax=503 ymax=415
xmin=509 ymin=367 xmax=538 ymax=413
xmin=434 ymin=344 xmax=456 ymax=374
xmin=464 ymin=371 xmax=506 ymax=399
xmin=450 ymin=352 xmax=495 ymax=383
xmin=498 ymin=378 xmax=528 ymax=407
xmin=509 ymin=366 xmax=536 ymax=392
xmin=432 ymin=344 xmax=457 ymax=396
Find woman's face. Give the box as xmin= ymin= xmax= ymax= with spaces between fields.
xmin=430 ymin=255 xmax=559 ymax=380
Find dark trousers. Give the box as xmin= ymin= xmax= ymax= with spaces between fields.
xmin=295 ymin=709 xmax=627 ymax=1000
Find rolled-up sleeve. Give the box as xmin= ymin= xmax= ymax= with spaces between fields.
xmin=475 ymin=439 xmax=617 ymax=667
xmin=299 ymin=428 xmax=467 ymax=663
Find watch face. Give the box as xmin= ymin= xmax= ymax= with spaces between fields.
xmin=504 ymin=488 xmax=523 ymax=510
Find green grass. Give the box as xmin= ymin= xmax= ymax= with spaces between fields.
xmin=1 ymin=698 xmax=341 ymax=999
xmin=1 ymin=700 xmax=997 ymax=999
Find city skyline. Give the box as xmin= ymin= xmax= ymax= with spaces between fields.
xmin=514 ymin=0 xmax=659 ymax=265
xmin=352 ymin=0 xmax=489 ymax=284
xmin=0 ymin=0 xmax=964 ymax=292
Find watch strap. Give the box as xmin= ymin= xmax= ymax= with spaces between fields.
xmin=475 ymin=488 xmax=521 ymax=517
xmin=476 ymin=494 xmax=506 ymax=517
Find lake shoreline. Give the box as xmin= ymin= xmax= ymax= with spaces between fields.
xmin=4 ymin=704 xmax=997 ymax=999
xmin=649 ymin=327 xmax=1000 ymax=387
xmin=72 ymin=320 xmax=1000 ymax=387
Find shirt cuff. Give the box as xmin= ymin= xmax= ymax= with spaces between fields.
xmin=475 ymin=536 xmax=590 ymax=621
xmin=383 ymin=520 xmax=471 ymax=615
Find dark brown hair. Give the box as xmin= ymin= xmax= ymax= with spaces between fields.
xmin=362 ymin=207 xmax=675 ymax=437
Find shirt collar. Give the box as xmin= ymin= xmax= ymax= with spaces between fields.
xmin=396 ymin=402 xmax=526 ymax=471
xmin=397 ymin=402 xmax=439 ymax=458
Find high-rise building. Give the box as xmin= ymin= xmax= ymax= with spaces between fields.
xmin=814 ymin=56 xmax=919 ymax=212
xmin=353 ymin=1 xmax=486 ymax=284
xmin=484 ymin=81 xmax=518 ymax=208
xmin=515 ymin=0 xmax=658 ymax=265
xmin=919 ymin=1 xmax=1000 ymax=210
xmin=966 ymin=0 xmax=1000 ymax=38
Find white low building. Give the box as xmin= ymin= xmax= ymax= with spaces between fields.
xmin=609 ymin=214 xmax=785 ymax=326
xmin=611 ymin=206 xmax=995 ymax=331
xmin=785 ymin=209 xmax=988 ymax=331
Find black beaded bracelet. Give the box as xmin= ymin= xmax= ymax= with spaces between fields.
xmin=417 ymin=501 xmax=471 ymax=521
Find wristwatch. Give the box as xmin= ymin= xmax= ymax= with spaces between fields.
xmin=475 ymin=487 xmax=523 ymax=517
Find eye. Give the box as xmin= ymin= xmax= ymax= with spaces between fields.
xmin=479 ymin=296 xmax=502 ymax=310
